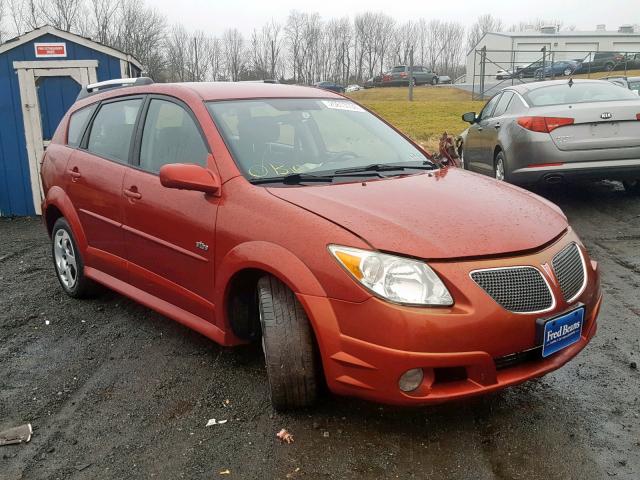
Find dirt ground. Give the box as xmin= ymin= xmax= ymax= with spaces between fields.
xmin=1 ymin=181 xmax=639 ymax=480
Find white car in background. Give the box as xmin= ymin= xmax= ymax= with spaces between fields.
xmin=345 ymin=84 xmax=362 ymax=93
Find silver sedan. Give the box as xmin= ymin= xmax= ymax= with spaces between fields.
xmin=460 ymin=79 xmax=640 ymax=194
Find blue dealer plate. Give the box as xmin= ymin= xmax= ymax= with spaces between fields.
xmin=541 ymin=307 xmax=584 ymax=358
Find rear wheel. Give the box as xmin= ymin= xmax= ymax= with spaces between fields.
xmin=51 ymin=218 xmax=98 ymax=298
xmin=623 ymin=179 xmax=640 ymax=194
xmin=604 ymin=62 xmax=614 ymax=72
xmin=563 ymin=67 xmax=572 ymax=76
xmin=257 ymin=275 xmax=319 ymax=410
xmin=494 ymin=151 xmax=506 ymax=182
xmin=431 ymin=76 xmax=438 ymax=85
xmin=410 ymin=77 xmax=417 ymax=86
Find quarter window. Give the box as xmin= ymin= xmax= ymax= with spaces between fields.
xmin=67 ymin=104 xmax=96 ymax=147
xmin=139 ymin=99 xmax=208 ymax=174
xmin=87 ymin=99 xmax=142 ymax=163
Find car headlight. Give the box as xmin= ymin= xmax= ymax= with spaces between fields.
xmin=328 ymin=245 xmax=453 ymax=306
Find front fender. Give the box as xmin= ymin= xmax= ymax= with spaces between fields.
xmin=214 ymin=241 xmax=328 ymax=340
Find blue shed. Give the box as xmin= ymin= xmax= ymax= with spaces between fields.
xmin=0 ymin=25 xmax=142 ymax=216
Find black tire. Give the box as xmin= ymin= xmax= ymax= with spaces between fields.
xmin=563 ymin=68 xmax=572 ymax=76
xmin=51 ymin=218 xmax=98 ymax=298
xmin=459 ymin=145 xmax=466 ymax=169
xmin=494 ymin=150 xmax=507 ymax=182
xmin=431 ymin=76 xmax=438 ymax=85
xmin=518 ymin=72 xmax=525 ymax=80
xmin=257 ymin=275 xmax=319 ymax=410
xmin=410 ymin=77 xmax=417 ymax=87
xmin=604 ymin=62 xmax=614 ymax=72
xmin=623 ymin=179 xmax=640 ymax=195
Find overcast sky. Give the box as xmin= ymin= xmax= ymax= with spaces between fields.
xmin=148 ymin=0 xmax=638 ymax=35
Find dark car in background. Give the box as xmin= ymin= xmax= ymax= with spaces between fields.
xmin=314 ymin=81 xmax=345 ymax=93
xmin=514 ymin=61 xmax=544 ymax=79
xmin=364 ymin=74 xmax=383 ymax=89
xmin=604 ymin=76 xmax=640 ymax=95
xmin=383 ymin=65 xmax=438 ymax=86
xmin=579 ymin=52 xmax=626 ymax=72
xmin=535 ymin=60 xmax=582 ymax=79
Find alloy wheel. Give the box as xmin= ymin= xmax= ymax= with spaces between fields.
xmin=495 ymin=157 xmax=505 ymax=181
xmin=54 ymin=229 xmax=78 ymax=289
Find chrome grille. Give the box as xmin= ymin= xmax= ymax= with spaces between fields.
xmin=471 ymin=267 xmax=553 ymax=313
xmin=552 ymin=243 xmax=585 ymax=301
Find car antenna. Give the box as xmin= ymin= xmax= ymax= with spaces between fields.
xmin=568 ymin=78 xmax=574 ymax=87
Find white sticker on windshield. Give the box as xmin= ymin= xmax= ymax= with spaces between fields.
xmin=321 ymin=100 xmax=365 ymax=112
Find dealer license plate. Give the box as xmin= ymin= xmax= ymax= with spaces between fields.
xmin=539 ymin=307 xmax=584 ymax=358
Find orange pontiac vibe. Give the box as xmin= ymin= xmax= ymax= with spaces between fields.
xmin=40 ymin=79 xmax=602 ymax=409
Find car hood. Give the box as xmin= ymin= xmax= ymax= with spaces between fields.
xmin=267 ymin=169 xmax=568 ymax=260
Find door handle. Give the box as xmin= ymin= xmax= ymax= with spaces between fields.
xmin=494 ymin=123 xmax=501 ymax=129
xmin=124 ymin=187 xmax=142 ymax=200
xmin=68 ymin=167 xmax=81 ymax=181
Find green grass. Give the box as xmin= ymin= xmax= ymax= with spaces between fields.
xmin=348 ymin=87 xmax=485 ymax=151
xmin=572 ymin=69 xmax=640 ymax=79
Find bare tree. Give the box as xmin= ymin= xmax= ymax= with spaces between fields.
xmin=467 ymin=14 xmax=503 ymax=52
xmin=88 ymin=0 xmax=119 ymax=44
xmin=0 ymin=0 xmax=6 ymax=42
xmin=37 ymin=0 xmax=82 ymax=31
xmin=208 ymin=36 xmax=223 ymax=80
xmin=222 ymin=28 xmax=244 ymax=81
xmin=8 ymin=0 xmax=39 ymax=33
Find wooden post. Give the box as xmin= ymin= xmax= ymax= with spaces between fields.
xmin=408 ymin=46 xmax=414 ymax=101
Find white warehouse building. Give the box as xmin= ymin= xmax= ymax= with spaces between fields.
xmin=466 ymin=25 xmax=640 ymax=79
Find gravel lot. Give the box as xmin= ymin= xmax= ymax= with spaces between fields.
xmin=1 ymin=181 xmax=639 ymax=480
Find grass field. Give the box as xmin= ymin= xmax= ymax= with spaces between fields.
xmin=572 ymin=69 xmax=640 ymax=79
xmin=348 ymin=86 xmax=484 ymax=151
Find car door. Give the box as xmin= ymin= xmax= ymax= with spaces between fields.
xmin=464 ymin=93 xmax=502 ymax=174
xmin=122 ymin=96 xmax=218 ymax=322
xmin=486 ymin=91 xmax=514 ymax=147
xmin=66 ymin=97 xmax=143 ymax=280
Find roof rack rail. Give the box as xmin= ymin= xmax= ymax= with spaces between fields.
xmin=76 ymin=76 xmax=154 ymax=101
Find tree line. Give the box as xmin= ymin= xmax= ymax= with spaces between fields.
xmin=0 ymin=1 xmax=566 ymax=85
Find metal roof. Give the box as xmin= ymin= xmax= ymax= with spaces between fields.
xmin=0 ymin=25 xmax=142 ymax=69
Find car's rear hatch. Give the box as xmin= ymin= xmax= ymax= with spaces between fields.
xmin=545 ymin=101 xmax=640 ymax=151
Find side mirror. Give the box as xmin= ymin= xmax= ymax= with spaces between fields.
xmin=159 ymin=163 xmax=220 ymax=195
xmin=462 ymin=112 xmax=477 ymax=124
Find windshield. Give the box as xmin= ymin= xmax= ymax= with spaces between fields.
xmin=524 ymin=82 xmax=639 ymax=106
xmin=207 ymin=98 xmax=431 ymax=183
xmin=629 ymin=81 xmax=640 ymax=95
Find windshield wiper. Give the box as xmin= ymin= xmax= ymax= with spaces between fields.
xmin=333 ymin=162 xmax=436 ymax=175
xmin=250 ymin=171 xmax=384 ymax=185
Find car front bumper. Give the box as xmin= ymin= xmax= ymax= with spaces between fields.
xmin=298 ymin=230 xmax=602 ymax=406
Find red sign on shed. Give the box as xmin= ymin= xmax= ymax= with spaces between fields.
xmin=34 ymin=43 xmax=67 ymax=58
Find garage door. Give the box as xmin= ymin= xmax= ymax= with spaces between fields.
xmin=563 ymin=43 xmax=599 ymax=61
xmin=515 ymin=43 xmax=551 ymax=64
xmin=613 ymin=42 xmax=640 ymax=53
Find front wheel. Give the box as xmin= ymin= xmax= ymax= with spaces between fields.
xmin=257 ymin=276 xmax=319 ymax=410
xmin=431 ymin=76 xmax=438 ymax=85
xmin=563 ymin=67 xmax=572 ymax=76
xmin=494 ymin=151 xmax=507 ymax=181
xmin=623 ymin=179 xmax=640 ymax=194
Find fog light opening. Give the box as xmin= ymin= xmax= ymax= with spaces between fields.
xmin=398 ymin=368 xmax=424 ymax=392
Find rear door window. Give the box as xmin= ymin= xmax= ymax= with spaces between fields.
xmin=138 ymin=99 xmax=208 ymax=174
xmin=86 ymin=98 xmax=142 ymax=163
